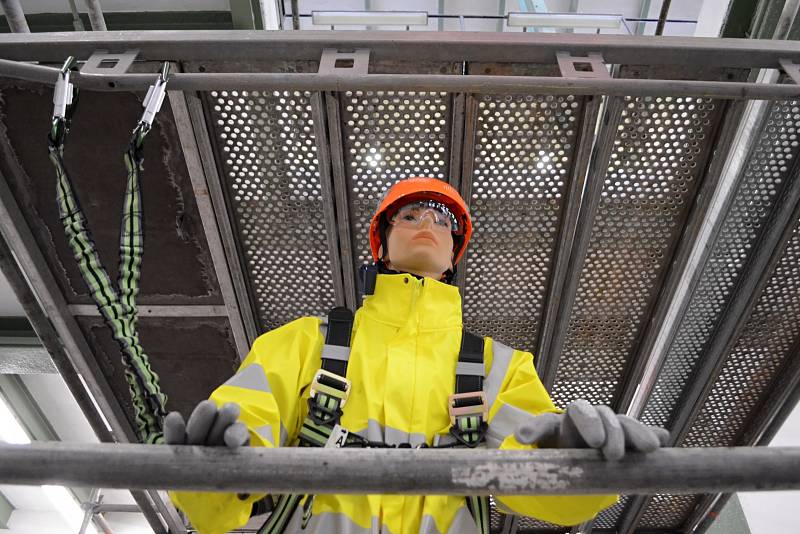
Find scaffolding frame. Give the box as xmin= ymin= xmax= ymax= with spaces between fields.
xmin=1 ymin=31 xmax=800 ymax=534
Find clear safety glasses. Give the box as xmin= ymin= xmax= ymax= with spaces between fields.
xmin=388 ymin=200 xmax=462 ymax=235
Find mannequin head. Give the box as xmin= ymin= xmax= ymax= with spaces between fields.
xmin=369 ymin=177 xmax=473 ymax=284
xmin=380 ymin=213 xmax=455 ymax=280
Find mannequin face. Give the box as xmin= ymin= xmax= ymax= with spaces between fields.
xmin=383 ymin=214 xmax=454 ymax=280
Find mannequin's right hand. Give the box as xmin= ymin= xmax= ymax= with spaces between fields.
xmin=164 ymin=400 xmax=250 ymax=449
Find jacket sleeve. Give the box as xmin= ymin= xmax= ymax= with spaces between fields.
xmin=484 ymin=337 xmax=618 ymax=526
xmin=169 ymin=316 xmax=323 ymax=534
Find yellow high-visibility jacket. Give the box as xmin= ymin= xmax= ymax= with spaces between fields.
xmin=170 ymin=273 xmax=617 ymax=533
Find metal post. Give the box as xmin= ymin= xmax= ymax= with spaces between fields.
xmin=291 ymin=0 xmax=300 ymax=29
xmin=0 ymin=0 xmax=29 ymax=33
xmin=79 ymin=488 xmax=100 ymax=534
xmin=83 ymin=0 xmax=107 ymax=31
xmin=655 ymin=0 xmax=671 ymax=35
xmin=2 ymin=443 xmax=800 ymax=496
xmin=67 ymin=0 xmax=86 ymax=31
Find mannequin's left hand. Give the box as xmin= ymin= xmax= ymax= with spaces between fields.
xmin=514 ymin=399 xmax=670 ymax=460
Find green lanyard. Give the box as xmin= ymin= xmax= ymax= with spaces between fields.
xmin=47 ymin=58 xmax=169 ymax=444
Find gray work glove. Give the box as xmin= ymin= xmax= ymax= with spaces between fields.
xmin=514 ymin=399 xmax=669 ymax=460
xmin=164 ymin=400 xmax=250 ymax=449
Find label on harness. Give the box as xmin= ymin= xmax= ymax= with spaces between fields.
xmin=325 ymin=424 xmax=349 ymax=448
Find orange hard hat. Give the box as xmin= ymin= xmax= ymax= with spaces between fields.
xmin=369 ymin=177 xmax=473 ymax=265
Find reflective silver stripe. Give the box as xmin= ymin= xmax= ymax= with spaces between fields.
xmin=419 ymin=505 xmax=480 ymax=534
xmin=222 ymin=363 xmax=271 ymax=394
xmin=455 ymin=361 xmax=484 ymax=376
xmin=486 ymin=402 xmax=536 ymax=448
xmin=322 ymin=344 xmax=350 ymax=361
xmin=318 ymin=316 xmax=328 ymax=340
xmin=483 ymin=339 xmax=515 ymax=410
xmin=253 ymin=423 xmax=289 ymax=447
xmin=352 ymin=419 xmax=428 ymax=447
xmin=284 ymin=510 xmax=381 ymax=534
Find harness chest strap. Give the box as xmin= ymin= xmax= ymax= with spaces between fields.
xmin=259 ymin=306 xmax=490 ymax=534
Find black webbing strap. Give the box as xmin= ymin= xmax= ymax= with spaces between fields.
xmin=259 ymin=307 xmax=353 ymax=534
xmin=321 ymin=307 xmax=354 ymax=377
xmin=456 ymin=331 xmax=484 ymax=394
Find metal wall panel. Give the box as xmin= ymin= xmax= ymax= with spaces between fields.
xmin=549 ymin=67 xmax=730 ymax=409
xmin=462 ymin=92 xmax=586 ymax=351
xmin=205 ymin=88 xmax=337 ymax=330
xmin=640 ymin=98 xmax=800 ymax=430
xmin=337 ymin=90 xmax=455 ymax=270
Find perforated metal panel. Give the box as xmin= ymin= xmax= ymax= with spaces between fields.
xmin=638 ymin=494 xmax=698 ymax=530
xmin=516 ymin=516 xmax=567 ymax=533
xmin=338 ymin=91 xmax=453 ymax=268
xmin=640 ymin=99 xmax=800 ymax=430
xmin=593 ymin=495 xmax=631 ymax=529
xmin=683 ymin=223 xmax=800 ymax=448
xmin=206 ymin=89 xmax=336 ymax=330
xmin=550 ymin=93 xmax=723 ymax=408
xmin=462 ymin=93 xmax=584 ymax=351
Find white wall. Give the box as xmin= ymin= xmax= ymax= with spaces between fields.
xmin=738 ymin=401 xmax=800 ymax=534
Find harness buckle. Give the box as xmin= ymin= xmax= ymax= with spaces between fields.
xmin=52 ymin=56 xmax=77 ymax=121
xmin=310 ymin=369 xmax=351 ymax=408
xmin=448 ymin=391 xmax=488 ymax=425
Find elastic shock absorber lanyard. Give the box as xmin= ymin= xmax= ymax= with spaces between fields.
xmin=47 ymin=57 xmax=170 ymax=444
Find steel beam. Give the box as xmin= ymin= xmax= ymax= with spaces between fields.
xmin=535 ymin=94 xmax=602 ymax=374
xmin=537 ymin=98 xmax=624 ymax=390
xmin=455 ymin=94 xmax=478 ymax=295
xmin=310 ymin=92 xmax=348 ymax=309
xmin=0 ymin=0 xmax=29 ymax=33
xmin=2 ymin=31 xmax=800 ymax=68
xmin=324 ymin=92 xmax=358 ymax=308
xmin=184 ymin=92 xmax=261 ymax=345
xmin=67 ymin=304 xmax=231 ymax=318
xmin=2 ymin=443 xmax=800 ymax=496
xmin=83 ymin=0 xmax=107 ymax=31
xmin=169 ymin=91 xmax=252 ymax=357
xmin=1 ymin=59 xmax=797 ymax=100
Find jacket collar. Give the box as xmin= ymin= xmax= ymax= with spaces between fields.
xmin=359 ymin=273 xmax=462 ymax=330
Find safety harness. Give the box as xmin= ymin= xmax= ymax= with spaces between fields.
xmin=47 ymin=57 xmax=170 ymax=444
xmin=259 ymin=270 xmax=490 ymax=533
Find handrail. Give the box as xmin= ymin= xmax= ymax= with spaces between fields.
xmin=1 ymin=443 xmax=798 ymax=496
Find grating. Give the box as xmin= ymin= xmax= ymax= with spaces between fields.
xmin=463 ymin=93 xmax=583 ymax=351
xmin=640 ymin=99 xmax=800 ymax=430
xmin=638 ymin=494 xmax=698 ymax=530
xmin=683 ymin=222 xmax=800 ymax=448
xmin=592 ymin=494 xmax=630 ymax=529
xmin=207 ymin=89 xmax=336 ymax=330
xmin=551 ymin=95 xmax=720 ymax=409
xmin=338 ymin=90 xmax=453 ymax=270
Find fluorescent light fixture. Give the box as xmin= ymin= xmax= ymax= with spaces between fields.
xmin=0 ymin=392 xmax=31 ymax=444
xmin=43 ymin=485 xmax=99 ymax=534
xmin=507 ymin=12 xmax=622 ymax=30
xmin=312 ymin=11 xmax=428 ymax=27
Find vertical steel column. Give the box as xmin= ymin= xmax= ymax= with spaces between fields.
xmin=536 ymin=98 xmax=625 ymax=390
xmin=0 ymin=0 xmax=29 ymax=32
xmin=535 ymin=94 xmax=602 ymax=373
xmin=184 ymin=93 xmax=261 ymax=344
xmin=455 ymin=94 xmax=479 ymax=295
xmin=310 ymin=92 xmax=348 ymax=308
xmin=83 ymin=0 xmax=107 ymax=31
xmin=168 ymin=91 xmax=252 ymax=358
xmin=325 ymin=92 xmax=358 ymax=309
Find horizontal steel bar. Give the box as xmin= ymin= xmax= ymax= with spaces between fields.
xmin=0 ymin=31 xmax=800 ymax=68
xmin=67 ymin=304 xmax=229 ymax=317
xmin=1 ymin=443 xmax=799 ymax=496
xmin=0 ymin=59 xmax=796 ymax=99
